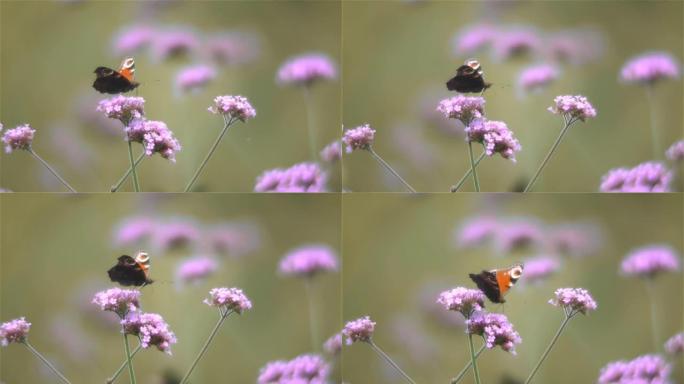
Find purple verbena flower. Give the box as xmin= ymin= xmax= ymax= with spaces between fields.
xmin=320 ymin=140 xmax=342 ymax=163
xmin=492 ymin=27 xmax=541 ymax=61
xmin=258 ymin=354 xmax=330 ymax=384
xmin=1 ymin=317 xmax=31 ymax=346
xmin=113 ymin=25 xmax=155 ymax=55
xmin=258 ymin=360 xmax=289 ymax=383
xmin=277 ymin=53 xmax=337 ymax=86
xmin=548 ymin=287 xmax=597 ymax=315
xmin=466 ymin=119 xmax=522 ymax=161
xmin=152 ymin=219 xmax=200 ymax=251
xmin=547 ymin=95 xmax=597 ymax=122
xmin=114 ymin=216 xmax=156 ymax=246
xmin=254 ymin=162 xmax=328 ymax=193
xmin=665 ymin=140 xmax=684 ymax=162
xmin=436 ymin=96 xmax=485 ymax=126
xmin=600 ymin=162 xmax=672 ymax=193
xmin=437 ymin=287 xmax=486 ymax=317
xmin=204 ymin=287 xmax=252 ymax=314
xmin=92 ymin=288 xmax=140 ymax=316
xmin=452 ymin=23 xmax=497 ymax=55
xmin=518 ymin=64 xmax=559 ymax=92
xmin=598 ymin=354 xmax=672 ymax=383
xmin=522 ymin=256 xmax=560 ymax=284
xmin=665 ymin=332 xmax=683 ymax=356
xmin=176 ymin=256 xmax=218 ymax=284
xmin=206 ymin=32 xmax=261 ymax=66
xmin=466 ymin=311 xmax=522 ymax=354
xmin=208 ymin=95 xmax=256 ymax=122
xmin=175 ymin=65 xmax=216 ymax=92
xmin=454 ymin=216 xmax=499 ymax=248
xmin=494 ymin=218 xmax=543 ymax=252
xmin=621 ymin=245 xmax=680 ymax=278
xmin=343 ymin=316 xmax=376 ymax=344
xmin=2 ymin=124 xmax=35 ymax=153
xmin=323 ymin=333 xmax=343 ymax=355
xmin=121 ymin=312 xmax=176 ymax=354
xmin=342 ymin=124 xmax=376 ymax=153
xmin=620 ymin=52 xmax=680 ymax=84
xmin=279 ymin=245 xmax=338 ymax=278
xmin=126 ymin=119 xmax=181 ymax=162
xmin=151 ymin=28 xmax=198 ymax=61
xmin=96 ymin=96 xmax=145 ymax=125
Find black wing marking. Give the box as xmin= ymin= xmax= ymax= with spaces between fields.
xmin=446 ymin=64 xmax=491 ymax=93
xmin=469 ymin=270 xmax=503 ymax=303
xmin=108 ymin=255 xmax=151 ymax=286
xmin=93 ymin=67 xmax=140 ymax=94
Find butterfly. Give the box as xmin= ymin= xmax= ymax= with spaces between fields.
xmin=446 ymin=59 xmax=492 ymax=94
xmin=469 ymin=263 xmax=523 ymax=303
xmin=107 ymin=251 xmax=153 ymax=287
xmin=93 ymin=57 xmax=140 ymax=94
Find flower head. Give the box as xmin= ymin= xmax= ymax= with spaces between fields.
xmin=620 ymin=52 xmax=680 ymax=84
xmin=320 ymin=140 xmax=342 ymax=163
xmin=176 ymin=256 xmax=218 ymax=284
xmin=151 ymin=28 xmax=198 ymax=61
xmin=208 ymin=95 xmax=256 ymax=122
xmin=97 ymin=96 xmax=145 ymax=125
xmin=598 ymin=354 xmax=672 ymax=383
xmin=206 ymin=32 xmax=261 ymax=66
xmin=277 ymin=53 xmax=337 ymax=86
xmin=152 ymin=219 xmax=200 ymax=251
xmin=92 ymin=288 xmax=141 ymax=316
xmin=666 ymin=140 xmax=684 ymax=162
xmin=548 ymin=287 xmax=597 ymax=315
xmin=2 ymin=124 xmax=35 ymax=153
xmin=665 ymin=332 xmax=683 ymax=356
xmin=323 ymin=333 xmax=343 ymax=355
xmin=494 ymin=218 xmax=543 ymax=252
xmin=436 ymin=96 xmax=485 ymax=126
xmin=175 ymin=65 xmax=216 ymax=93
xmin=254 ymin=162 xmax=327 ymax=193
xmin=279 ymin=245 xmax=338 ymax=278
xmin=466 ymin=119 xmax=522 ymax=161
xmin=121 ymin=312 xmax=176 ymax=354
xmin=113 ymin=25 xmax=155 ymax=55
xmin=452 ymin=23 xmax=497 ymax=55
xmin=454 ymin=216 xmax=499 ymax=248
xmin=466 ymin=312 xmax=522 ymax=354
xmin=522 ymin=256 xmax=560 ymax=284
xmin=437 ymin=287 xmax=486 ymax=317
xmin=518 ymin=64 xmax=559 ymax=92
xmin=203 ymin=287 xmax=252 ymax=314
xmin=342 ymin=124 xmax=376 ymax=153
xmin=258 ymin=354 xmax=330 ymax=383
xmin=343 ymin=316 xmax=376 ymax=344
xmin=1 ymin=317 xmax=31 ymax=346
xmin=600 ymin=162 xmax=673 ymax=193
xmin=114 ymin=216 xmax=156 ymax=246
xmin=547 ymin=95 xmax=597 ymax=122
xmin=128 ymin=119 xmax=181 ymax=162
xmin=492 ymin=27 xmax=541 ymax=60
xmin=621 ymin=245 xmax=680 ymax=278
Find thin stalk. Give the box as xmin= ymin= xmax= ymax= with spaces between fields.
xmin=524 ymin=116 xmax=576 ymax=192
xmin=184 ymin=116 xmax=235 ymax=192
xmin=110 ymin=152 xmax=145 ymax=192
xmin=23 ymin=341 xmax=72 ymax=384
xmin=467 ymin=144 xmax=484 ymax=192
xmin=303 ymin=86 xmax=318 ymax=161
xmin=106 ymin=345 xmax=142 ymax=384
xmin=451 ymin=151 xmax=486 ymax=192
xmin=126 ymin=141 xmax=140 ymax=192
xmin=451 ymin=343 xmax=486 ymax=384
xmin=367 ymin=146 xmax=417 ymax=193
xmin=645 ymin=279 xmax=661 ymax=351
xmin=123 ymin=332 xmax=136 ymax=384
xmin=179 ymin=310 xmax=233 ymax=384
xmin=467 ymin=333 xmax=482 ymax=384
xmin=524 ymin=314 xmax=573 ymax=384
xmin=304 ymin=278 xmax=320 ymax=351
xmin=367 ymin=340 xmax=417 ymax=384
xmin=28 ymin=149 xmax=76 ymax=192
xmin=645 ymin=86 xmax=661 ymax=158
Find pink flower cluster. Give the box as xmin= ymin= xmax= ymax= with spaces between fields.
xmin=342 ymin=124 xmax=376 ymax=153
xmin=620 ymin=245 xmax=680 ymax=278
xmin=547 ymin=95 xmax=597 ymax=122
xmin=466 ymin=311 xmax=522 ymax=354
xmin=176 ymin=65 xmax=217 ymax=92
xmin=2 ymin=124 xmax=35 ymax=153
xmin=126 ymin=119 xmax=182 ymax=162
xmin=323 ymin=333 xmax=343 ymax=355
xmin=518 ymin=64 xmax=559 ymax=92
xmin=97 ymin=96 xmax=145 ymax=124
xmin=258 ymin=354 xmax=330 ymax=384
xmin=598 ymin=354 xmax=671 ymax=383
xmin=176 ymin=256 xmax=218 ymax=283
xmin=465 ymin=119 xmax=522 ymax=162
xmin=436 ymin=287 xmax=485 ymax=317
xmin=0 ymin=317 xmax=31 ymax=346
xmin=665 ymin=140 xmax=684 ymax=162
xmin=121 ymin=312 xmax=177 ymax=354
xmin=320 ymin=140 xmax=342 ymax=163
xmin=204 ymin=287 xmax=253 ymax=314
xmin=92 ymin=288 xmax=141 ymax=316
xmin=208 ymin=95 xmax=257 ymax=122
xmin=343 ymin=316 xmax=376 ymax=344
xmin=522 ymin=256 xmax=561 ymax=283
xmin=600 ymin=162 xmax=672 ymax=193
xmin=254 ymin=162 xmax=327 ymax=193
xmin=277 ymin=53 xmax=337 ymax=86
xmin=436 ymin=96 xmax=485 ymax=125
xmin=620 ymin=52 xmax=680 ymax=84
xmin=548 ymin=287 xmax=597 ymax=315
xmin=278 ymin=245 xmax=339 ymax=278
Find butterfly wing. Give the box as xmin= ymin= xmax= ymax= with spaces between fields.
xmin=108 ymin=255 xmax=150 ymax=286
xmin=446 ymin=64 xmax=492 ymax=93
xmin=469 ymin=270 xmax=503 ymax=303
xmin=93 ymin=66 xmax=139 ymax=94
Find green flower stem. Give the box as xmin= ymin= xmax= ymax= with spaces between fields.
xmin=110 ymin=152 xmax=146 ymax=192
xmin=27 ymin=149 xmax=76 ymax=192
xmin=106 ymin=344 xmax=142 ymax=383
xmin=179 ymin=310 xmax=233 ymax=384
xmin=367 ymin=340 xmax=417 ymax=384
xmin=467 ymin=333 xmax=482 ymax=384
xmin=184 ymin=116 xmax=236 ymax=192
xmin=524 ymin=116 xmax=578 ymax=192
xmin=645 ymin=279 xmax=661 ymax=350
xmin=303 ymin=86 xmax=318 ymax=161
xmin=524 ymin=313 xmax=574 ymax=384
xmin=123 ymin=332 xmax=136 ymax=384
xmin=367 ymin=146 xmax=417 ymax=193
xmin=451 ymin=343 xmax=486 ymax=384
xmin=22 ymin=341 xmax=72 ymax=384
xmin=126 ymin=140 xmax=141 ymax=192
xmin=304 ymin=278 xmax=320 ymax=351
xmin=451 ymin=151 xmax=486 ymax=192
xmin=467 ymin=141 xmax=481 ymax=192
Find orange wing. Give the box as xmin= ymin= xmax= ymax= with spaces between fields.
xmin=495 ymin=270 xmax=513 ymax=297
xmin=118 ymin=67 xmax=135 ymax=82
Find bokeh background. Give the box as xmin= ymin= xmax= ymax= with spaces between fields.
xmin=0 ymin=194 xmax=341 ymax=383
xmin=342 ymin=1 xmax=684 ymax=192
xmin=0 ymin=1 xmax=341 ymax=192
xmin=342 ymin=194 xmax=683 ymax=383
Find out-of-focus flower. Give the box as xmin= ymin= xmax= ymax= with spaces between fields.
xmin=600 ymin=162 xmax=673 ymax=193
xmin=547 ymin=222 xmax=602 ymax=258
xmin=492 ymin=27 xmax=541 ymax=61
xmin=320 ymin=140 xmax=342 ymax=163
xmin=598 ymin=354 xmax=671 ymax=383
xmin=278 ymin=244 xmax=338 ymax=278
xmin=277 ymin=53 xmax=337 ymax=86
xmin=203 ymin=287 xmax=252 ymax=314
xmin=545 ymin=29 xmax=605 ymax=66
xmin=113 ymin=25 xmax=155 ymax=55
xmin=620 ymin=52 xmax=680 ymax=85
xmin=437 ymin=287 xmax=485 ymax=317
xmin=664 ymin=332 xmax=683 ymax=356
xmin=126 ymin=119 xmax=181 ymax=162
xmin=97 ymin=96 xmax=145 ymax=125
xmin=92 ymin=288 xmax=140 ymax=317
xmin=436 ymin=96 xmax=485 ymax=126
xmin=205 ymin=31 xmax=261 ymax=66
xmin=620 ymin=245 xmax=680 ymax=278
xmin=208 ymin=95 xmax=256 ymax=122
xmin=665 ymin=140 xmax=684 ymax=162
xmin=452 ymin=23 xmax=498 ymax=56
xmin=254 ymin=162 xmax=327 ymax=193
xmin=342 ymin=124 xmax=376 ymax=153
xmin=494 ymin=218 xmax=543 ymax=253
xmin=207 ymin=222 xmax=261 ymax=258
xmin=2 ymin=124 xmax=35 ymax=153
xmin=548 ymin=287 xmax=597 ymax=315
xmin=454 ymin=216 xmax=499 ymax=249
xmin=1 ymin=317 xmax=31 ymax=346
xmin=257 ymin=360 xmax=289 ymax=383
xmin=121 ymin=312 xmax=176 ymax=354
xmin=343 ymin=316 xmax=376 ymax=344
xmin=151 ymin=28 xmax=198 ymax=61
xmin=114 ymin=216 xmax=156 ymax=247
xmin=547 ymin=95 xmax=597 ymax=122
xmin=258 ymin=354 xmax=330 ymax=383
xmin=176 ymin=256 xmax=218 ymax=284
xmin=466 ymin=311 xmax=522 ymax=354
xmin=518 ymin=64 xmax=559 ymax=92
xmin=323 ymin=333 xmax=343 ymax=355
xmin=419 ymin=283 xmax=467 ymax=329
xmin=465 ymin=119 xmax=522 ymax=162
xmin=175 ymin=65 xmax=216 ymax=93
xmin=152 ymin=219 xmax=200 ymax=251
xmin=521 ymin=256 xmax=560 ymax=284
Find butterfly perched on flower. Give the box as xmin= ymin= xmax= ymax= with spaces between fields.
xmin=446 ymin=59 xmax=492 ymax=94
xmin=107 ymin=251 xmax=153 ymax=287
xmin=469 ymin=263 xmax=523 ymax=303
xmin=93 ymin=57 xmax=140 ymax=94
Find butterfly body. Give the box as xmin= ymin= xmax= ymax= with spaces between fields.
xmin=93 ymin=58 xmax=140 ymax=94
xmin=108 ymin=252 xmax=153 ymax=287
xmin=469 ymin=264 xmax=523 ymax=303
xmin=446 ymin=59 xmax=492 ymax=94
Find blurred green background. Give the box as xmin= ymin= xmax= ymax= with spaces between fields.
xmin=0 ymin=194 xmax=341 ymax=383
xmin=342 ymin=194 xmax=683 ymax=383
xmin=342 ymin=1 xmax=683 ymax=192
xmin=0 ymin=1 xmax=341 ymax=192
